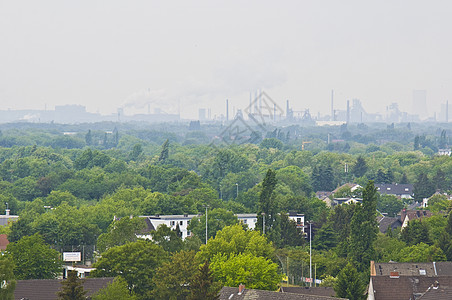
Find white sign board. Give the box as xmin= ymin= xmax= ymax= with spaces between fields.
xmin=63 ymin=252 xmax=81 ymax=262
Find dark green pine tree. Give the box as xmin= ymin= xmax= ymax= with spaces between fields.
xmin=159 ymin=139 xmax=170 ymax=162
xmin=413 ymin=173 xmax=435 ymax=200
xmin=438 ymin=212 xmax=452 ymax=260
xmin=433 ymin=169 xmax=447 ymax=192
xmin=400 ymin=173 xmax=409 ymax=184
xmin=57 ymin=270 xmax=87 ymax=300
xmin=85 ymin=130 xmax=92 ymax=146
xmin=188 ymin=261 xmax=221 ymax=300
xmin=352 ymin=156 xmax=368 ymax=178
xmin=385 ymin=169 xmax=394 ymax=184
xmin=257 ymin=169 xmax=278 ymax=234
xmin=349 ymin=181 xmax=378 ymax=273
xmin=334 ymin=262 xmax=366 ymax=300
xmin=314 ymin=222 xmax=338 ymax=251
xmin=375 ymin=169 xmax=386 ymax=184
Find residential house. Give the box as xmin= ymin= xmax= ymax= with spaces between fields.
xmin=14 ymin=277 xmax=114 ymax=300
xmin=332 ymin=197 xmax=362 ymax=206
xmin=220 ymin=285 xmax=346 ymax=300
xmin=377 ymin=216 xmax=402 ymax=234
xmin=368 ymin=261 xmax=452 ymax=300
xmin=139 ymin=212 xmax=305 ymax=239
xmin=400 ymin=209 xmax=433 ymax=228
xmin=438 ymin=149 xmax=452 ymax=156
xmin=0 ymin=209 xmax=19 ymax=226
xmin=279 ymin=286 xmax=337 ymax=297
xmin=375 ymin=184 xmax=414 ymax=199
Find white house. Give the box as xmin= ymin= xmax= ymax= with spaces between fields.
xmin=237 ymin=214 xmax=258 ymax=230
xmin=139 ymin=214 xmax=198 ymax=240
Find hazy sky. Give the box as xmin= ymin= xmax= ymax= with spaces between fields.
xmin=1 ymin=1 xmax=452 ymax=119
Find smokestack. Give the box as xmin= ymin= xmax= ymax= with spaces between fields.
xmin=347 ymin=100 xmax=350 ymax=123
xmin=226 ymin=99 xmax=229 ymax=121
xmin=331 ymin=90 xmax=334 ymax=121
xmin=447 ymin=101 xmax=449 ymax=123
xmin=286 ymin=100 xmax=289 ymax=119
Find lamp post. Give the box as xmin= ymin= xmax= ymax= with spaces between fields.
xmin=235 ymin=183 xmax=239 ymax=198
xmin=261 ymin=212 xmax=266 ymax=235
xmin=203 ymin=205 xmax=210 ymax=244
xmin=309 ymin=220 xmax=313 ymax=287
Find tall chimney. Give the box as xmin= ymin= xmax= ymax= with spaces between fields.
xmin=226 ymin=99 xmax=229 ymax=121
xmin=347 ymin=100 xmax=350 ymax=124
xmin=331 ymin=90 xmax=334 ymax=121
xmin=447 ymin=100 xmax=449 ymax=123
xmin=5 ymin=209 xmax=10 ymax=216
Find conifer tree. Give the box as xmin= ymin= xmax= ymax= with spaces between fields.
xmin=352 ymin=156 xmax=367 ymax=178
xmin=349 ymin=181 xmax=378 ymax=272
xmin=159 ymin=139 xmax=169 ymax=162
xmin=188 ymin=261 xmax=221 ymax=300
xmin=57 ymin=270 xmax=87 ymax=300
xmin=334 ymin=262 xmax=365 ymax=300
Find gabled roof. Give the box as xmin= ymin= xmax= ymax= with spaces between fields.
xmin=14 ymin=277 xmax=114 ymax=300
xmin=418 ymin=284 xmax=452 ymax=300
xmin=375 ymin=184 xmax=414 ymax=196
xmin=370 ymin=276 xmax=452 ymax=300
xmin=377 ymin=216 xmax=402 ymax=234
xmin=372 ymin=262 xmax=452 ymax=277
xmin=219 ymin=286 xmax=346 ymax=300
xmin=279 ymin=286 xmax=336 ymax=297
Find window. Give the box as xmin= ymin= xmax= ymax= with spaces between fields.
xmin=187 ymin=220 xmax=190 ymax=225
xmin=244 ymin=219 xmax=247 ymax=224
xmin=387 ymin=187 xmax=391 ymax=190
xmin=405 ymin=188 xmax=409 ymax=191
xmin=297 ymin=218 xmax=301 ymax=223
xmin=180 ymin=221 xmax=183 ymax=225
xmin=170 ymin=221 xmax=175 ymax=226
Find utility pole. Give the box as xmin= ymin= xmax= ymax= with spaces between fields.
xmin=309 ymin=220 xmax=313 ymax=287
xmin=262 ymin=212 xmax=266 ymax=235
xmin=204 ymin=205 xmax=209 ymax=244
xmin=235 ymin=183 xmax=239 ymax=198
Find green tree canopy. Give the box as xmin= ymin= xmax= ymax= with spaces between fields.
xmin=91 ymin=240 xmax=168 ymax=297
xmin=57 ymin=270 xmax=87 ymax=300
xmin=6 ymin=233 xmax=61 ymax=279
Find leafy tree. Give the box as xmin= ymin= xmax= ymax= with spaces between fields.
xmin=334 ymin=262 xmax=365 ymax=300
xmin=152 ymin=250 xmax=201 ymax=299
xmin=92 ymin=277 xmax=137 ymax=300
xmin=57 ymin=270 xmax=87 ymax=300
xmin=260 ymin=138 xmax=283 ymax=150
xmin=188 ymin=261 xmax=221 ymax=300
xmin=150 ymin=224 xmax=184 ymax=253
xmin=401 ymin=220 xmax=431 ymax=246
xmin=8 ymin=218 xmax=33 ymax=243
xmin=312 ymin=164 xmax=335 ymax=192
xmin=91 ymin=240 xmax=168 ymax=297
xmin=188 ymin=208 xmax=238 ymax=242
xmin=210 ymin=253 xmax=280 ymax=291
xmin=314 ymin=222 xmax=337 ymax=250
xmin=349 ymin=181 xmax=378 ymax=272
xmin=85 ymin=130 xmax=92 ymax=146
xmin=6 ymin=233 xmax=61 ymax=279
xmin=0 ymin=258 xmax=16 ymax=300
xmin=196 ymin=224 xmax=274 ymax=263
xmin=377 ymin=195 xmax=404 ymax=217
xmin=438 ymin=212 xmax=452 ymax=260
xmin=396 ymin=243 xmax=446 ymax=262
xmin=97 ymin=217 xmax=146 ymax=253
xmin=352 ymin=156 xmax=368 ymax=178
xmin=279 ymin=214 xmax=305 ymax=247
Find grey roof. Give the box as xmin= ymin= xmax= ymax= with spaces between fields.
xmin=14 ymin=277 xmax=114 ymax=300
xmin=279 ymin=286 xmax=336 ymax=297
xmin=377 ymin=216 xmax=402 ymax=233
xmin=219 ymin=287 xmax=347 ymax=300
xmin=370 ymin=276 xmax=452 ymax=300
xmin=373 ymin=262 xmax=452 ymax=277
xmin=418 ymin=284 xmax=452 ymax=300
xmin=375 ymin=184 xmax=414 ymax=196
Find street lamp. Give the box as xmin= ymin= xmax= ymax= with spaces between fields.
xmin=261 ymin=212 xmax=266 ymax=235
xmin=308 ymin=220 xmax=313 ymax=287
xmin=235 ymin=183 xmax=239 ymax=198
xmin=203 ymin=204 xmax=210 ymax=244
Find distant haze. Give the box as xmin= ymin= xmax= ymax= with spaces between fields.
xmin=1 ymin=1 xmax=451 ymax=119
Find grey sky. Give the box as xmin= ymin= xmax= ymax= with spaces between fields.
xmin=1 ymin=0 xmax=451 ymax=119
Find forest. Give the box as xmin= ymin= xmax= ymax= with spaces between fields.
xmin=1 ymin=120 xmax=452 ymax=299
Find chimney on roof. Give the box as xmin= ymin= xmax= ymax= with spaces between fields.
xmin=370 ymin=261 xmax=376 ymax=276
xmin=5 ymin=209 xmax=10 ymax=216
xmin=238 ymin=284 xmax=245 ymax=294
